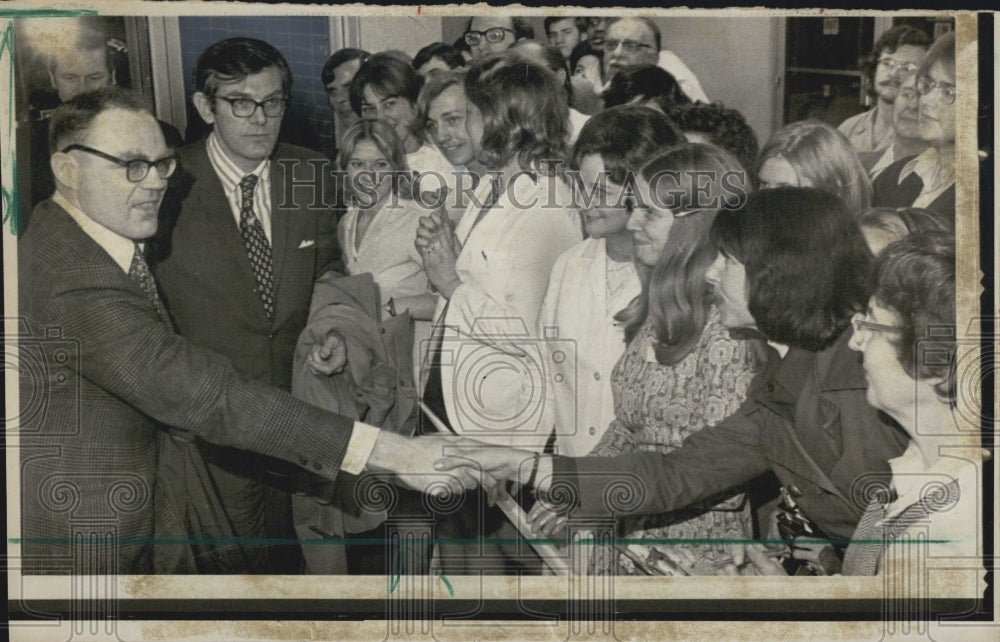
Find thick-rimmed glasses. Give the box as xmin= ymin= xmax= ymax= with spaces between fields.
xmin=916 ymin=75 xmax=956 ymax=105
xmin=603 ymin=39 xmax=655 ymax=54
xmin=464 ymin=27 xmax=515 ymax=46
xmin=851 ymin=313 xmax=901 ymax=338
xmin=61 ymin=144 xmax=178 ymax=183
xmin=877 ymin=57 xmax=919 ymax=77
xmin=215 ymin=95 xmax=288 ymax=118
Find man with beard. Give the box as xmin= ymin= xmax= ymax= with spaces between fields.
xmin=839 ymin=25 xmax=930 ymax=154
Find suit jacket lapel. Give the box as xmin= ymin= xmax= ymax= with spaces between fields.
xmin=269 ymin=159 xmax=289 ymax=302
xmin=188 ymin=144 xmax=271 ymax=324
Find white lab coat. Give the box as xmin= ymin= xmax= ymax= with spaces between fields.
xmin=539 ymin=238 xmax=642 ymax=457
xmin=426 ymin=171 xmax=583 ymax=449
xmin=659 ymin=50 xmax=710 ymax=104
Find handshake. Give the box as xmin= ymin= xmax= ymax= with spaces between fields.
xmin=365 ymin=433 xmax=554 ymax=501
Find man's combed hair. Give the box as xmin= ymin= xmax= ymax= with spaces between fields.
xmin=872 ymin=229 xmax=956 ymax=403
xmin=321 ymin=48 xmax=369 ymax=85
xmin=710 ymin=187 xmax=873 ymax=351
xmin=49 ymin=86 xmax=148 ymax=153
xmin=544 ymin=17 xmax=589 ymax=36
xmin=193 ymin=37 xmax=292 ymax=102
xmin=861 ymin=25 xmax=932 ymax=99
xmin=412 ymin=42 xmax=465 ymax=72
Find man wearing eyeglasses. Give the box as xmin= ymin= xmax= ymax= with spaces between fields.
xmin=463 ymin=16 xmax=533 ymax=60
xmin=24 ymin=18 xmax=183 ymax=227
xmin=18 ymin=86 xmax=476 ymax=575
xmin=151 ymin=37 xmax=342 ymax=574
xmin=602 ymin=18 xmax=709 ymax=104
xmin=859 ymin=73 xmax=928 ymax=181
xmin=839 ymin=25 xmax=930 ymax=155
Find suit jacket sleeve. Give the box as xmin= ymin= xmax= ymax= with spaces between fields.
xmin=555 ymin=399 xmax=771 ymax=517
xmin=45 ymin=259 xmax=357 ymax=482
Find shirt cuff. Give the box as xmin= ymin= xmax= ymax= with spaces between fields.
xmin=339 ymin=421 xmax=381 ymax=475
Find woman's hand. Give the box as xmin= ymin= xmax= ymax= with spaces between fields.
xmin=434 ymin=446 xmax=539 ymax=503
xmin=416 ymin=210 xmax=462 ymax=299
xmin=527 ymin=498 xmax=570 ymax=539
xmin=718 ymin=543 xmax=789 ymax=576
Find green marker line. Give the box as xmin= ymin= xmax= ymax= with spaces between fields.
xmin=2 ymin=20 xmax=18 ymax=235
xmin=0 ymin=10 xmax=98 ymax=18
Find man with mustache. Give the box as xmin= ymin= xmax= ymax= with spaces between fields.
xmin=839 ymin=25 xmax=930 ymax=154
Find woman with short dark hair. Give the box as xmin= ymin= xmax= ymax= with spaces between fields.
xmin=540 ymin=106 xmax=683 ymax=461
xmin=439 ymin=187 xmax=912 ymax=576
xmin=349 ymin=52 xmax=455 ymax=198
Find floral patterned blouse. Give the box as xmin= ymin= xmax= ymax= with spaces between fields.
xmin=589 ymin=305 xmax=758 ymax=575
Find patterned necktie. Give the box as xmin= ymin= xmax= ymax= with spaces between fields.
xmin=129 ymin=243 xmax=173 ymax=328
xmin=238 ymin=174 xmax=274 ymax=320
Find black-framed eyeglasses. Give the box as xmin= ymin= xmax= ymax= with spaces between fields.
xmin=851 ymin=313 xmax=901 ymax=337
xmin=603 ymin=38 xmax=655 ymax=54
xmin=215 ymin=95 xmax=288 ymax=118
xmin=915 ymin=75 xmax=956 ymax=105
xmin=61 ymin=144 xmax=178 ymax=183
xmin=877 ymin=57 xmax=919 ymax=77
xmin=464 ymin=27 xmax=515 ymax=46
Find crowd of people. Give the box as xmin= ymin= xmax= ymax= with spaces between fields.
xmin=18 ymin=15 xmax=976 ymax=582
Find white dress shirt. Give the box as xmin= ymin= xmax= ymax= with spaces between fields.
xmin=206 ymin=132 xmax=273 ymax=242
xmin=898 ymin=147 xmax=955 ymax=209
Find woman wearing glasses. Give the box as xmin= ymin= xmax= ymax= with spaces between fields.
xmin=872 ymin=32 xmax=956 ymax=218
xmin=740 ymin=229 xmax=978 ymax=577
xmin=839 ymin=229 xmax=979 ymax=576
xmin=838 ymin=25 xmax=930 ymax=154
xmin=438 ymin=188 xmax=911 ymax=576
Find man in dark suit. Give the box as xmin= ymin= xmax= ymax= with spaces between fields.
xmin=18 ymin=87 xmax=472 ymax=575
xmin=150 ymin=37 xmax=345 ymax=573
